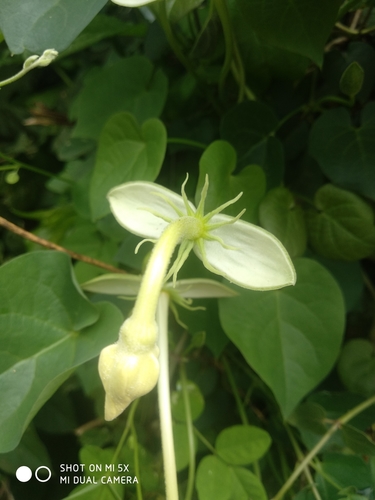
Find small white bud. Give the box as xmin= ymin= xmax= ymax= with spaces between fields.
xmin=99 ymin=340 xmax=159 ymax=420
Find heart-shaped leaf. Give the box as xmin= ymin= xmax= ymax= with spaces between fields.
xmin=0 ymin=251 xmax=123 ymax=453
xmin=230 ymin=0 xmax=342 ymax=65
xmin=90 ymin=112 xmax=166 ymax=220
xmin=219 ymin=258 xmax=345 ymax=417
xmin=221 ymin=102 xmax=283 ymax=187
xmin=196 ymin=140 xmax=266 ymax=223
xmin=306 ymin=184 xmax=375 ymax=260
xmin=0 ymin=0 xmax=107 ymax=54
xmin=216 ymin=425 xmax=271 ymax=465
xmin=309 ymin=103 xmax=375 ymax=200
xmin=71 ymin=56 xmax=168 ymax=139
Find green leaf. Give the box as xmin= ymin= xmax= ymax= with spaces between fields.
xmin=216 ymin=425 xmax=271 ymax=465
xmin=0 ymin=425 xmax=51 ymax=474
xmin=90 ymin=112 xmax=166 ymax=220
xmin=308 ymin=392 xmax=375 ymax=432
xmin=340 ymin=61 xmax=365 ymax=98
xmin=309 ymin=103 xmax=375 ymax=200
xmin=226 ymin=8 xmax=309 ymax=89
xmin=196 ymin=455 xmax=232 ymax=500
xmin=221 ymin=102 xmax=284 ymax=187
xmin=229 ymin=467 xmax=267 ymax=500
xmin=341 ymin=424 xmax=375 ymax=456
xmin=259 ymin=187 xmax=307 ymax=257
xmin=196 ymin=140 xmax=266 ymax=223
xmin=316 ymin=453 xmax=373 ymax=497
xmin=0 ymin=0 xmax=107 ymax=54
xmin=71 ymin=56 xmax=168 ymax=139
xmin=306 ymin=184 xmax=375 ymax=260
xmin=338 ymin=339 xmax=375 ymax=396
xmin=0 ymin=251 xmax=123 ymax=452
xmin=231 ymin=0 xmax=342 ymax=65
xmin=171 ymin=380 xmax=205 ymax=422
xmin=219 ymin=258 xmax=345 ymax=417
xmin=288 ymin=401 xmax=327 ymax=435
xmin=313 ymin=258 xmax=363 ymax=312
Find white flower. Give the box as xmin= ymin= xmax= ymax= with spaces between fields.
xmin=108 ymin=176 xmax=296 ymax=291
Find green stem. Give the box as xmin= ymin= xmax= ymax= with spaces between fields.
xmin=213 ymin=0 xmax=234 ymax=96
xmin=131 ymin=421 xmax=143 ymax=500
xmin=222 ymin=356 xmax=249 ymax=425
xmin=157 ymin=292 xmax=179 ymax=500
xmin=231 ymin=38 xmax=256 ymax=101
xmin=180 ymin=363 xmax=196 ymax=500
xmin=0 ymin=152 xmax=71 ymax=181
xmin=152 ymin=3 xmax=195 ymax=75
xmin=0 ymin=63 xmax=39 ymax=88
xmin=193 ymin=427 xmax=216 ymax=455
xmin=285 ymin=426 xmax=322 ymax=500
xmin=167 ymin=138 xmax=207 ymax=150
xmin=272 ymin=394 xmax=375 ymax=500
xmin=0 ymin=49 xmax=57 ymax=88
xmin=111 ymin=400 xmax=139 ymax=466
xmin=222 ymin=356 xmax=262 ymax=480
xmin=316 ymin=95 xmax=353 ymax=107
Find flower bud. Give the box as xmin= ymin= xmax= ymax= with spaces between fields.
xmin=99 ymin=341 xmax=159 ymax=420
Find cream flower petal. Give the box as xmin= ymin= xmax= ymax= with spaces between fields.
xmin=195 ymin=214 xmax=296 ymax=290
xmin=168 ymin=279 xmax=238 ymax=298
xmin=81 ymin=274 xmax=142 ymax=295
xmin=108 ymin=181 xmax=195 ymax=239
xmin=111 ymin=0 xmax=157 ymax=6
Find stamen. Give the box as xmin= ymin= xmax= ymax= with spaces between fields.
xmin=135 ymin=238 xmax=155 ymax=254
xmin=203 ymin=191 xmax=243 ymax=222
xmin=206 ymin=208 xmax=246 ymax=231
xmin=181 ymin=173 xmax=195 ymax=217
xmin=151 ymin=192 xmax=185 ymax=218
xmin=204 ymin=233 xmax=239 ymax=251
xmin=195 ymin=174 xmax=209 ymax=217
xmin=141 ymin=207 xmax=175 ymax=223
xmin=165 ymin=239 xmax=195 ymax=286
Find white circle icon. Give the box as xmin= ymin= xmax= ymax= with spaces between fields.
xmin=16 ymin=466 xmax=32 ymax=482
xmin=35 ymin=466 xmax=52 ymax=482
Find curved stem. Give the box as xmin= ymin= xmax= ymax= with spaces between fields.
xmin=0 ymin=49 xmax=57 ymax=88
xmin=152 ymin=3 xmax=195 ymax=75
xmin=0 ymin=151 xmax=72 ymax=182
xmin=157 ymin=292 xmax=179 ymax=500
xmin=213 ymin=0 xmax=234 ymax=96
xmin=272 ymin=394 xmax=375 ymax=500
xmin=132 ymin=218 xmax=200 ymax=326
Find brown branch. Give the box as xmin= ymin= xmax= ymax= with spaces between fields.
xmin=0 ymin=215 xmax=126 ymax=274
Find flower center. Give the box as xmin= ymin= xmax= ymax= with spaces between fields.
xmin=179 ymin=215 xmax=204 ymax=241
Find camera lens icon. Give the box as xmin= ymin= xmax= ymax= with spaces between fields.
xmin=16 ymin=466 xmax=52 ymax=483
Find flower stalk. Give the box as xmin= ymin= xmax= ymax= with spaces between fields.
xmin=157 ymin=292 xmax=179 ymax=500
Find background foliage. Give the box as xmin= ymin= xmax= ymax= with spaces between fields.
xmin=0 ymin=1 xmax=375 ymax=499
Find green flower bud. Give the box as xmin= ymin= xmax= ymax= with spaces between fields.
xmin=99 ymin=340 xmax=159 ymax=420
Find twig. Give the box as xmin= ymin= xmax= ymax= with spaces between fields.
xmin=0 ymin=215 xmax=126 ymax=274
